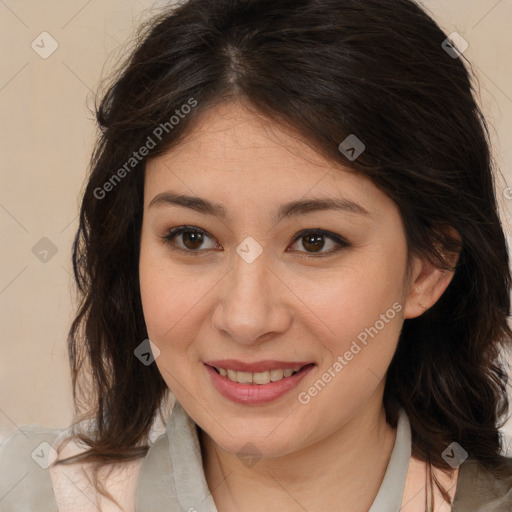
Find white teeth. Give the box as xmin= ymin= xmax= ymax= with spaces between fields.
xmin=253 ymin=371 xmax=271 ymax=384
xmin=236 ymin=371 xmax=253 ymax=384
xmin=270 ymin=369 xmax=284 ymax=381
xmin=217 ymin=365 xmax=305 ymax=384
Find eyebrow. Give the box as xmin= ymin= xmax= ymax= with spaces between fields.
xmin=148 ymin=191 xmax=371 ymax=222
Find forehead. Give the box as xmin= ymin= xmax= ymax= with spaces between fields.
xmin=149 ymin=100 xmax=344 ymax=175
xmin=143 ymin=100 xmax=391 ymax=218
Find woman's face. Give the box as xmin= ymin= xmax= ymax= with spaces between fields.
xmin=139 ymin=100 xmax=429 ymax=457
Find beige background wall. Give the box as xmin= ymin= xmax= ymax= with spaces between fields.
xmin=1 ymin=0 xmax=512 ymax=448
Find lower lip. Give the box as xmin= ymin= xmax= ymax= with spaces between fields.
xmin=204 ymin=363 xmax=315 ymax=405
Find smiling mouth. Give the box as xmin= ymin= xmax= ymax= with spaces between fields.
xmin=208 ymin=363 xmax=315 ymax=385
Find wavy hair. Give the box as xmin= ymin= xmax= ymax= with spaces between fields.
xmin=54 ymin=0 xmax=512 ymax=507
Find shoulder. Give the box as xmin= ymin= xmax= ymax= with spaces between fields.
xmin=49 ymin=428 xmax=145 ymax=512
xmin=0 ymin=424 xmax=62 ymax=463
xmin=0 ymin=425 xmax=145 ymax=512
xmin=453 ymin=457 xmax=512 ymax=511
xmin=0 ymin=425 xmax=62 ymax=511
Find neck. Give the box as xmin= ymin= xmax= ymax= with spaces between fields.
xmin=198 ymin=393 xmax=397 ymax=512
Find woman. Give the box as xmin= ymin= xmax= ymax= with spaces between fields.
xmin=1 ymin=0 xmax=511 ymax=510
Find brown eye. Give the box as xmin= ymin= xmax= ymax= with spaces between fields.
xmin=162 ymin=226 xmax=219 ymax=252
xmin=180 ymin=230 xmax=204 ymax=250
xmin=288 ymin=229 xmax=350 ymax=257
xmin=301 ymin=234 xmax=327 ymax=253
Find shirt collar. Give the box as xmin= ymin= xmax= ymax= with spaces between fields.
xmin=136 ymin=400 xmax=411 ymax=512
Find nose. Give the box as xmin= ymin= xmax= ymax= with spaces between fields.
xmin=212 ymin=248 xmax=292 ymax=345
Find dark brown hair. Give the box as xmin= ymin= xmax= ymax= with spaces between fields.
xmin=54 ymin=0 xmax=512 ymax=507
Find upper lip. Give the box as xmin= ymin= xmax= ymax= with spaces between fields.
xmin=204 ymin=359 xmax=315 ymax=373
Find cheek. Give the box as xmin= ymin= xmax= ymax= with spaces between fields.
xmin=289 ymin=250 xmax=406 ymax=375
xmin=139 ymin=256 xmax=202 ymax=390
xmin=291 ymin=251 xmax=404 ymax=331
xmin=138 ymin=240 xmax=216 ymax=351
xmin=140 ymin=267 xmax=193 ymax=344
xmin=139 ymin=238 xmax=185 ymax=343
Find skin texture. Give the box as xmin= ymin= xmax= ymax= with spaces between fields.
xmin=138 ymin=100 xmax=459 ymax=511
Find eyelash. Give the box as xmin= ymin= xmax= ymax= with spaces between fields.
xmin=160 ymin=225 xmax=350 ymax=258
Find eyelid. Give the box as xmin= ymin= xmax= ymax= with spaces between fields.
xmin=160 ymin=225 xmax=350 ymax=257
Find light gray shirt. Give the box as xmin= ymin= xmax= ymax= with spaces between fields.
xmin=1 ymin=401 xmax=511 ymax=511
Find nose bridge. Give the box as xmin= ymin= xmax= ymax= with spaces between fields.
xmin=213 ymin=245 xmax=289 ymax=344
